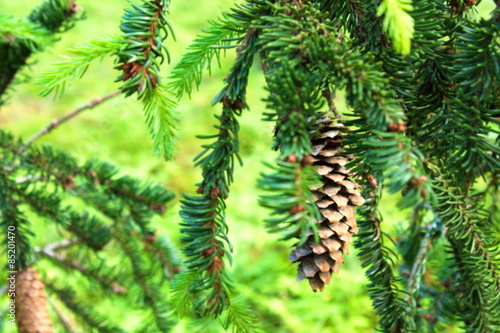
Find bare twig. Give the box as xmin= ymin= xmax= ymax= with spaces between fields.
xmin=406 ymin=231 xmax=433 ymax=296
xmin=19 ymin=90 xmax=121 ymax=152
xmin=33 ymin=239 xmax=77 ymax=257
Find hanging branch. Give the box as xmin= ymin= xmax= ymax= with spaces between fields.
xmin=168 ymin=18 xmax=243 ymax=99
xmin=356 ymin=185 xmax=416 ymax=332
xmin=115 ymin=0 xmax=179 ymax=159
xmin=171 ymin=10 xmax=265 ymax=328
xmin=256 ymin=5 xmax=325 ymax=250
xmin=443 ymin=17 xmax=500 ymax=184
xmin=433 ymin=176 xmax=500 ymax=332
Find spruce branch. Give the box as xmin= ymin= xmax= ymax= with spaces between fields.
xmin=115 ymin=0 xmax=179 ymax=160
xmin=19 ymin=90 xmax=120 ymax=152
xmin=0 ymin=0 xmax=83 ymax=100
xmin=112 ymin=225 xmax=175 ymax=332
xmin=0 ymin=165 xmax=33 ymax=269
xmin=116 ymin=0 xmax=174 ymax=96
xmin=169 ymin=0 xmax=270 ymax=100
xmin=173 ymin=4 xmax=270 ymax=323
xmin=169 ymin=269 xmax=197 ymax=318
xmin=36 ymin=249 xmax=126 ymax=295
xmin=140 ymin=83 xmax=178 ymax=159
xmin=169 ymin=18 xmax=244 ymax=99
xmin=355 ymin=186 xmax=416 ymax=332
xmin=44 ymin=279 xmax=126 ymax=333
xmin=258 ymin=159 xmax=321 ymax=245
xmin=444 ymin=18 xmax=500 ymax=182
xmin=434 ymin=177 xmax=500 ymax=332
xmin=0 ymin=14 xmax=54 ymax=51
xmin=220 ymin=296 xmax=261 ymax=333
xmin=36 ymin=35 xmax=124 ymax=98
xmin=176 ymin=104 xmax=241 ymax=316
xmin=376 ymin=0 xmax=415 ymax=55
xmin=28 ymin=0 xmax=84 ymax=33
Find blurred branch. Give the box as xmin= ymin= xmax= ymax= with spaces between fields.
xmin=48 ymin=297 xmax=75 ymax=332
xmin=33 ymin=239 xmax=77 ymax=257
xmin=19 ymin=90 xmax=120 ymax=152
xmin=36 ymin=241 xmax=127 ymax=295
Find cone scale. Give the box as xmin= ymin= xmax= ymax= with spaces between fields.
xmin=290 ymin=116 xmax=365 ymax=292
xmin=14 ymin=266 xmax=54 ymax=333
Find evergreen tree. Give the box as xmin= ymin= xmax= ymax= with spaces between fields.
xmin=1 ymin=0 xmax=499 ymax=332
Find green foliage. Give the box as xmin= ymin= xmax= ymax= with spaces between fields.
xmin=168 ymin=17 xmax=241 ymax=99
xmin=44 ymin=280 xmax=126 ymax=333
xmin=35 ymin=0 xmax=178 ymax=160
xmin=0 ymin=129 xmax=180 ymax=332
xmin=1 ymin=0 xmax=499 ymax=332
xmin=115 ymin=0 xmax=174 ymax=96
xmin=27 ymin=0 xmax=84 ymax=33
xmin=0 ymin=14 xmax=54 ymax=51
xmin=377 ymin=0 xmax=415 ymax=55
xmin=172 ymin=0 xmax=499 ymax=332
xmin=356 ymin=186 xmax=416 ymax=332
xmin=141 ymin=83 xmax=179 ymax=160
xmin=37 ymin=35 xmax=124 ymax=98
xmin=0 ymin=0 xmax=82 ymax=103
xmin=258 ymin=161 xmax=321 ymax=245
xmin=219 ymin=296 xmax=261 ymax=333
xmin=434 ymin=176 xmax=500 ymax=332
xmin=173 ymin=104 xmax=241 ymax=319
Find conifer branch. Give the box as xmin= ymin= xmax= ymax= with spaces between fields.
xmin=19 ymin=90 xmax=120 ymax=152
xmin=116 ymin=0 xmax=174 ymax=96
xmin=169 ymin=18 xmax=243 ymax=99
xmin=0 ymin=157 xmax=33 ymax=269
xmin=356 ymin=186 xmax=416 ymax=332
xmin=376 ymin=0 xmax=415 ymax=55
xmin=115 ymin=0 xmax=179 ymax=160
xmin=44 ymin=279 xmax=126 ymax=333
xmin=36 ymin=35 xmax=124 ymax=98
xmin=177 ymin=105 xmax=239 ymax=315
xmin=169 ymin=0 xmax=270 ymax=100
xmin=0 ymin=0 xmax=83 ymax=100
xmin=140 ymin=83 xmax=178 ymax=159
xmin=112 ymin=225 xmax=175 ymax=332
xmin=0 ymin=14 xmax=54 ymax=51
xmin=444 ymin=18 xmax=500 ymax=183
xmin=173 ymin=4 xmax=270 ymax=324
xmin=434 ymin=177 xmax=500 ymax=332
xmin=37 ymin=249 xmax=126 ymax=294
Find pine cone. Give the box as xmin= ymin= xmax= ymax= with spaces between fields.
xmin=15 ymin=266 xmax=53 ymax=333
xmin=290 ymin=116 xmax=365 ymax=292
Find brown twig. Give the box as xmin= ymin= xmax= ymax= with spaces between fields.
xmin=47 ymin=297 xmax=75 ymax=332
xmin=18 ymin=90 xmax=121 ymax=152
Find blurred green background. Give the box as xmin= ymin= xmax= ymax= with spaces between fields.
xmin=0 ymin=1 xmax=495 ymax=332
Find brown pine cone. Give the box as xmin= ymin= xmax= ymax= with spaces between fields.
xmin=14 ymin=266 xmax=53 ymax=333
xmin=290 ymin=116 xmax=365 ymax=292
